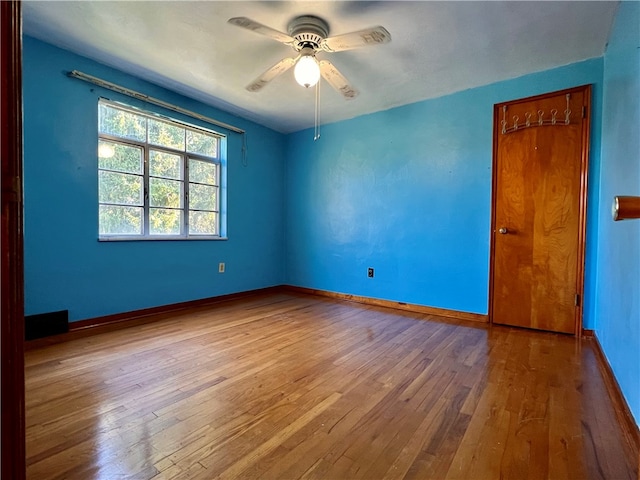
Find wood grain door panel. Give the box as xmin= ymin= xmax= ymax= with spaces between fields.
xmin=491 ymin=87 xmax=590 ymax=334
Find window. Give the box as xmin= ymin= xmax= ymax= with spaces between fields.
xmin=98 ymin=101 xmax=224 ymax=239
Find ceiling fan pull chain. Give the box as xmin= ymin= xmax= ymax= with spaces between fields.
xmin=314 ymin=80 xmax=321 ymax=141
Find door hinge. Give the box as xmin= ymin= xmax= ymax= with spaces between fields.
xmin=575 ymin=294 xmax=581 ymax=307
xmin=582 ymin=106 xmax=586 ymax=118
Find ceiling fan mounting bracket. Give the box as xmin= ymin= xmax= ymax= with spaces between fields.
xmin=288 ymin=15 xmax=329 ymax=50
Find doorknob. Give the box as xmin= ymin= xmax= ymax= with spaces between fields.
xmin=498 ymin=227 xmax=508 ymax=234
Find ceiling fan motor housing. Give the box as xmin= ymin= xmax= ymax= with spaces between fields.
xmin=288 ymin=15 xmax=329 ymax=50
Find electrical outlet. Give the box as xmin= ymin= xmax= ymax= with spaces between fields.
xmin=218 ymin=262 xmax=225 ymax=273
xmin=367 ymin=267 xmax=374 ymax=278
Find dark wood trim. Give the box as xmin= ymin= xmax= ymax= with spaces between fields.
xmin=487 ymin=94 xmax=501 ymax=329
xmin=590 ymin=334 xmax=640 ymax=457
xmin=575 ymin=84 xmax=592 ymax=336
xmin=1 ymin=1 xmax=26 ymax=479
xmin=489 ymin=85 xmax=592 ymax=336
xmin=25 ymin=286 xmax=284 ymax=349
xmin=581 ymin=329 xmax=595 ymax=337
xmin=285 ymin=285 xmax=488 ymax=323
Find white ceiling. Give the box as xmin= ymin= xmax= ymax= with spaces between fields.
xmin=22 ymin=1 xmax=618 ymax=133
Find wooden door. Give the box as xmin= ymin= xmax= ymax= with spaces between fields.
xmin=490 ymin=86 xmax=590 ymax=334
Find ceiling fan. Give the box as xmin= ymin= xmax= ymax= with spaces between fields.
xmin=228 ymin=15 xmax=391 ymax=99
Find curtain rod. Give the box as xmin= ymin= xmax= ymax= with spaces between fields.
xmin=67 ymin=70 xmax=246 ymax=135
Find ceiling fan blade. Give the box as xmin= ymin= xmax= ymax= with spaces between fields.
xmin=319 ymin=60 xmax=358 ymax=99
xmin=246 ymin=56 xmax=298 ymax=92
xmin=320 ymin=26 xmax=391 ymax=52
xmin=228 ymin=17 xmax=295 ymax=45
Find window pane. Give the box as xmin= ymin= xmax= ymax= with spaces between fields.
xmin=99 ymin=171 xmax=143 ymax=205
xmin=150 ymin=150 xmax=182 ymax=179
xmin=148 ymin=118 xmax=185 ymax=151
xmin=99 ymin=205 xmax=143 ymax=235
xmin=150 ymin=178 xmax=182 ymax=208
xmin=99 ymin=141 xmax=143 ymax=174
xmin=189 ymin=183 xmax=217 ymax=211
xmin=189 ymin=211 xmax=217 ymax=235
xmin=150 ymin=208 xmax=182 ymax=235
xmin=99 ymin=104 xmax=146 ymax=142
xmin=187 ymin=130 xmax=218 ymax=157
xmin=189 ymin=159 xmax=217 ymax=185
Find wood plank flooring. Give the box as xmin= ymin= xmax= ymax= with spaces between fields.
xmin=25 ymin=293 xmax=638 ymax=479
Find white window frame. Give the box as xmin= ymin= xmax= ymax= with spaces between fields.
xmin=98 ymin=100 xmax=226 ymax=241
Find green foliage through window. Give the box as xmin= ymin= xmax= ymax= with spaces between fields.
xmin=98 ymin=101 xmax=222 ymax=239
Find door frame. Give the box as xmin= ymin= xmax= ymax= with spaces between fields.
xmin=1 ymin=1 xmax=26 ymax=478
xmin=488 ymin=85 xmax=592 ymax=336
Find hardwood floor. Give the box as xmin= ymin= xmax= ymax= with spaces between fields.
xmin=25 ymin=292 xmax=638 ymax=479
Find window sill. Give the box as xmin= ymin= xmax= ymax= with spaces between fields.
xmin=99 ymin=236 xmax=228 ymax=242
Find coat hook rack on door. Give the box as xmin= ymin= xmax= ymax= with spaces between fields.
xmin=501 ymin=93 xmax=572 ymax=134
xmin=612 ymin=196 xmax=640 ymax=220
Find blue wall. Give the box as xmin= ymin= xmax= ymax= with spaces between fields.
xmin=595 ymin=0 xmax=640 ymax=426
xmin=23 ymin=37 xmax=286 ymax=322
xmin=286 ymin=59 xmax=604 ymax=319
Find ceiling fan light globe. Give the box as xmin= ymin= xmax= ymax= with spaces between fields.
xmin=294 ymin=55 xmax=320 ymax=88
